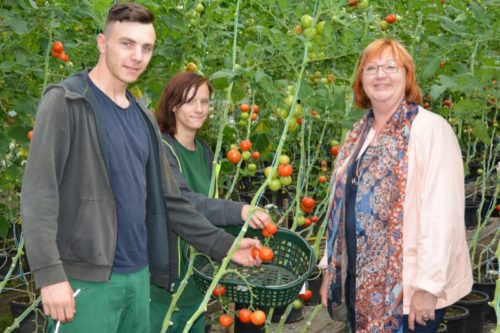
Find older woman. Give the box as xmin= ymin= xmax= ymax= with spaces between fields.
xmin=319 ymin=38 xmax=472 ymax=332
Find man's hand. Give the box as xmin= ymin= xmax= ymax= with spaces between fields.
xmin=40 ymin=281 xmax=75 ymax=323
xmin=241 ymin=204 xmax=271 ymax=229
xmin=230 ymin=237 xmax=262 ymax=266
xmin=320 ymin=269 xmax=329 ymax=308
xmin=408 ymin=290 xmax=438 ymax=330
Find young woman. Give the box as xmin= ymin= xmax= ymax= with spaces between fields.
xmin=150 ymin=72 xmax=270 ymax=333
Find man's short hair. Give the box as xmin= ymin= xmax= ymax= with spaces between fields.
xmin=104 ymin=2 xmax=154 ymax=32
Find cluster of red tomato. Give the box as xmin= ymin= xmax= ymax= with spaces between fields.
xmin=212 ymin=285 xmax=267 ymax=327
xmin=51 ymin=41 xmax=69 ymax=63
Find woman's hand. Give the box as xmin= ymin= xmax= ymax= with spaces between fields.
xmin=241 ymin=204 xmax=271 ymax=229
xmin=408 ymin=290 xmax=438 ymax=330
xmin=320 ymin=269 xmax=329 ymax=308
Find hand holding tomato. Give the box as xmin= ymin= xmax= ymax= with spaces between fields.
xmin=241 ymin=205 xmax=271 ymax=230
xmin=231 ymin=238 xmax=262 ymax=266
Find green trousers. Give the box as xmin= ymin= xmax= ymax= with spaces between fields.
xmin=149 ymin=284 xmax=204 ymax=333
xmin=47 ymin=267 xmax=150 ymax=333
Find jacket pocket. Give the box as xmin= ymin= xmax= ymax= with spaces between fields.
xmin=68 ymin=199 xmax=115 ymax=266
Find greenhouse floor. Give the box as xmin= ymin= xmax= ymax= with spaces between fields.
xmin=208 ymin=304 xmax=498 ymax=333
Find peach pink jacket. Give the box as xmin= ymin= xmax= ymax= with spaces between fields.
xmin=319 ymin=107 xmax=473 ymax=314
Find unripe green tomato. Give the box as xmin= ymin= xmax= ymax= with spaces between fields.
xmin=277 ymin=108 xmax=289 ymax=119
xmin=292 ymin=298 xmax=303 ymax=309
xmin=297 ymin=216 xmax=305 ymax=226
xmin=378 ymin=20 xmax=388 ymax=30
xmin=293 ymin=104 xmax=303 ymax=118
xmin=300 ymin=15 xmax=313 ymax=29
xmin=288 ymin=118 xmax=299 ymax=131
xmin=239 ymin=119 xmax=248 ymax=127
xmin=195 ymin=3 xmax=204 ymax=13
xmin=279 ymin=176 xmax=292 ymax=186
xmin=330 ymin=139 xmax=340 ymax=146
xmin=264 ymin=166 xmax=277 ymax=179
xmin=247 ymin=163 xmax=257 ymax=172
xmin=279 ymin=155 xmax=290 ymax=165
xmin=477 ymin=169 xmax=484 ymax=175
xmin=242 ymin=151 xmax=251 ymax=160
xmin=358 ymin=0 xmax=369 ymax=9
xmin=240 ymin=112 xmax=250 ymax=120
xmin=303 ymin=28 xmax=317 ymax=39
xmin=316 ymin=21 xmax=326 ymax=34
xmin=284 ymin=95 xmax=294 ymax=107
xmin=268 ymin=179 xmax=282 ymax=192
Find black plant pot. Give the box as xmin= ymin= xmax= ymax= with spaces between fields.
xmin=306 ymin=268 xmax=323 ymax=306
xmin=270 ymin=305 xmax=303 ymax=324
xmin=443 ymin=305 xmax=469 ymax=333
xmin=464 ymin=197 xmax=494 ymax=229
xmin=436 ymin=322 xmax=448 ymax=333
xmin=456 ymin=290 xmax=489 ymax=333
xmin=9 ymin=296 xmax=46 ymax=333
xmin=473 ymin=281 xmax=497 ymax=323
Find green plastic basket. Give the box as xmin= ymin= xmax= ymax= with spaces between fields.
xmin=187 ymin=227 xmax=316 ymax=308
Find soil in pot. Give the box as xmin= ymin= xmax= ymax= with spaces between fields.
xmin=443 ymin=305 xmax=469 ymax=333
xmin=456 ymin=290 xmax=489 ymax=333
xmin=9 ymin=296 xmax=46 ymax=333
xmin=474 ymin=280 xmax=498 ymax=323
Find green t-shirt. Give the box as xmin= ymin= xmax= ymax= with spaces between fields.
xmin=173 ymin=138 xmax=211 ymax=306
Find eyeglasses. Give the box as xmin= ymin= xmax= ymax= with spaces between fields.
xmin=363 ymin=62 xmax=399 ymax=75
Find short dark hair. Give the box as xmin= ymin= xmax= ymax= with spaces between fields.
xmin=157 ymin=72 xmax=213 ymax=136
xmin=105 ymin=2 xmax=154 ymax=32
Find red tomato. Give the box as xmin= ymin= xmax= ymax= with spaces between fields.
xmin=251 ymin=247 xmax=259 ymax=259
xmin=51 ymin=41 xmax=64 ymax=54
xmin=251 ymin=113 xmax=258 ymax=121
xmin=219 ymin=314 xmax=233 ymax=327
xmin=251 ymin=104 xmax=259 ymax=114
xmin=212 ymin=285 xmax=225 ymax=297
xmin=303 ymin=218 xmax=312 ymax=227
xmin=259 ymin=246 xmax=274 ymax=262
xmin=296 ymin=117 xmax=302 ymax=125
xmin=27 ymin=130 xmax=33 ymax=142
xmin=58 ymin=52 xmax=69 ymax=63
xmin=330 ymin=145 xmax=339 ymax=157
xmin=264 ymin=223 xmax=278 ymax=235
xmin=251 ymin=151 xmax=260 ymax=160
xmin=301 ymin=196 xmax=315 ymax=209
xmin=299 ymin=289 xmax=313 ymax=302
xmin=240 ymin=139 xmax=252 ymax=152
xmin=227 ymin=149 xmax=242 ymax=164
xmin=318 ymin=175 xmax=327 ymax=183
xmin=310 ymin=215 xmax=318 ymax=223
xmin=496 ymin=204 xmax=500 ymax=212
xmin=238 ymin=309 xmax=252 ymax=324
xmin=261 ymin=228 xmax=271 ymax=238
xmin=250 ymin=310 xmax=266 ymax=326
xmin=240 ymin=104 xmax=250 ymax=112
xmin=385 ymin=13 xmax=397 ymax=24
xmin=277 ymin=164 xmax=293 ymax=177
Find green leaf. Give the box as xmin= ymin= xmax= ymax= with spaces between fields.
xmin=430 ymin=84 xmax=447 ymax=100
xmin=3 ymin=13 xmax=29 ymax=35
xmin=210 ymin=70 xmax=235 ymax=89
xmin=471 ymin=121 xmax=490 ymax=145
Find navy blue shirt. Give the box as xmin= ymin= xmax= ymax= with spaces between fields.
xmin=89 ymin=79 xmax=149 ymax=273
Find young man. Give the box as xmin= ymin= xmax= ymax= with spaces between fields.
xmin=21 ymin=3 xmax=261 ymax=332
